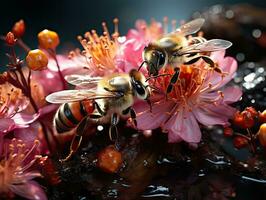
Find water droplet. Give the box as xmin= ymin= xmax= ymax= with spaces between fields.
xmin=225 ymin=10 xmax=234 ymax=19
xmin=107 ymin=189 xmax=118 ymax=198
xmin=244 ymin=72 xmax=256 ymax=82
xmin=143 ymin=159 xmax=148 ymax=166
xmin=236 ymin=53 xmax=245 ymax=62
xmin=198 ymin=169 xmax=206 ymax=177
xmin=157 ymin=155 xmax=176 ymax=165
xmin=97 ymin=125 xmax=104 ymax=131
xmin=247 ymin=62 xmax=255 ymax=69
xmin=252 ymin=29 xmax=262 ymax=38
xmin=141 ymin=185 xmax=170 ymax=198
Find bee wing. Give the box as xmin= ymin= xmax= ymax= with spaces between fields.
xmin=46 ymin=89 xmax=119 ymax=104
xmin=174 ymin=18 xmax=205 ymax=36
xmin=65 ymin=74 xmax=102 ymax=88
xmin=177 ymin=39 xmax=232 ymax=55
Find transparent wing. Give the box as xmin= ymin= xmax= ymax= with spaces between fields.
xmin=65 ymin=74 xmax=102 ymax=88
xmin=177 ymin=39 xmax=232 ymax=55
xmin=175 ymin=18 xmax=205 ymax=36
xmin=46 ymin=89 xmax=119 ymax=104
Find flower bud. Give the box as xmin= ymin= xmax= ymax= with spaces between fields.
xmin=5 ymin=32 xmax=16 ymax=46
xmin=233 ymin=136 xmax=248 ymax=149
xmin=258 ymin=123 xmax=266 ymax=147
xmin=12 ymin=19 xmax=25 ymax=38
xmin=97 ymin=145 xmax=122 ymax=173
xmin=26 ymin=49 xmax=48 ymax=71
xmin=38 ymin=29 xmax=60 ymax=49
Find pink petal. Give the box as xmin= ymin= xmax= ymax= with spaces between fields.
xmin=210 ymin=50 xmax=226 ymax=63
xmin=12 ymin=112 xmax=39 ymax=125
xmin=135 ymin=98 xmax=175 ymax=131
xmin=14 ymin=124 xmax=39 ymax=144
xmin=10 ymin=180 xmax=47 ymax=200
xmin=0 ymin=118 xmax=16 ymax=133
xmin=222 ymin=86 xmax=242 ymax=104
xmin=39 ymin=104 xmax=59 ymax=117
xmin=164 ymin=110 xmax=201 ymax=143
xmin=193 ymin=106 xmax=230 ymax=126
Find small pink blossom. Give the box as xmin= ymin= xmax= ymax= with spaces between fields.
xmin=0 ymin=138 xmax=47 ymax=200
xmin=0 ymin=83 xmax=39 ymax=134
xmin=134 ymin=51 xmax=242 ymax=143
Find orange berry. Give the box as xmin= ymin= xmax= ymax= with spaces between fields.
xmin=38 ymin=29 xmax=60 ymax=49
xmin=97 ymin=145 xmax=122 ymax=173
xmin=5 ymin=32 xmax=16 ymax=46
xmin=232 ymin=111 xmax=244 ymax=127
xmin=233 ymin=111 xmax=254 ymax=129
xmin=258 ymin=123 xmax=266 ymax=147
xmin=26 ymin=49 xmax=48 ymax=71
xmin=241 ymin=111 xmax=255 ymax=129
xmin=223 ymin=127 xmax=233 ymax=137
xmin=259 ymin=110 xmax=266 ymax=123
xmin=12 ymin=19 xmax=25 ymax=38
xmin=245 ymin=107 xmax=258 ymax=118
xmin=233 ymin=136 xmax=248 ymax=149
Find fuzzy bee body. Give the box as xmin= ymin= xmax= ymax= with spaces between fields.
xmin=141 ymin=18 xmax=232 ymax=93
xmin=46 ymin=69 xmax=150 ymax=161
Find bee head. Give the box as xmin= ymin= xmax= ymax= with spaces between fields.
xmin=142 ymin=44 xmax=167 ymax=76
xmin=129 ymin=69 xmax=150 ymax=100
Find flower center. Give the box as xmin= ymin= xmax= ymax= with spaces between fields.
xmin=0 ymin=139 xmax=45 ymax=193
xmin=69 ymin=19 xmax=120 ymax=75
xmin=0 ymin=84 xmax=25 ymax=118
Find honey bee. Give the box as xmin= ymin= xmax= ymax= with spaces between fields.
xmin=46 ymin=69 xmax=150 ymax=161
xmin=140 ymin=18 xmax=232 ymax=93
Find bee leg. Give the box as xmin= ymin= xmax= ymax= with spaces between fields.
xmin=184 ymin=56 xmax=201 ymax=65
xmin=166 ymin=67 xmax=180 ymax=94
xmin=59 ymin=116 xmax=90 ymax=162
xmin=145 ymin=73 xmax=171 ymax=82
xmin=201 ymin=56 xmax=215 ymax=69
xmin=94 ymin=101 xmax=106 ymax=116
xmin=201 ymin=56 xmax=227 ymax=76
xmin=109 ymin=113 xmax=119 ymax=142
xmin=122 ymin=107 xmax=137 ymax=127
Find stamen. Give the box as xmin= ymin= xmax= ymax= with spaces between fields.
xmin=163 ymin=17 xmax=168 ymax=34
xmin=171 ymin=20 xmax=177 ymax=31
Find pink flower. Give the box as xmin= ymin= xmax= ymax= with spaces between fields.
xmin=0 ymin=83 xmax=39 ymax=134
xmin=0 ymin=138 xmax=47 ymax=200
xmin=135 ymin=51 xmax=242 ymax=143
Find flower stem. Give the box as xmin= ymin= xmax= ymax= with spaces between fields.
xmin=17 ymin=39 xmax=30 ymax=52
xmin=48 ymin=49 xmax=66 ymax=89
xmin=246 ymin=128 xmax=256 ymax=154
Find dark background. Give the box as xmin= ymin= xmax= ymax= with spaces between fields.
xmin=1 ymin=0 xmax=266 ymax=61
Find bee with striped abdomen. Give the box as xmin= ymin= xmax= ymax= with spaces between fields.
xmin=53 ymin=100 xmax=94 ymax=134
xmin=46 ymin=69 xmax=150 ymax=161
xmin=139 ymin=18 xmax=232 ymax=93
